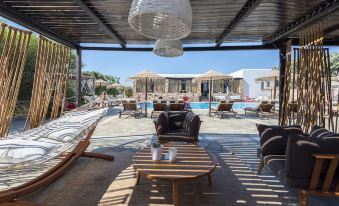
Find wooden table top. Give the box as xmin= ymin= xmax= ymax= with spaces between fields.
xmin=132 ymin=143 xmax=217 ymax=182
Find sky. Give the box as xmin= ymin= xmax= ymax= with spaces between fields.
xmin=2 ymin=16 xmax=339 ymax=85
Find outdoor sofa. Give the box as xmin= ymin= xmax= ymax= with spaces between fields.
xmin=153 ymin=111 xmax=201 ymax=144
xmin=256 ymin=124 xmax=339 ymax=206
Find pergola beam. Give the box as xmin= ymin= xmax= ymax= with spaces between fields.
xmin=0 ymin=2 xmax=79 ymax=49
xmin=73 ymin=0 xmax=126 ymax=48
xmin=81 ymin=44 xmax=276 ymax=52
xmin=264 ymin=0 xmax=339 ymax=45
xmin=215 ymin=0 xmax=262 ymax=47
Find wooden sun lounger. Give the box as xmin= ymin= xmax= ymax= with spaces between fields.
xmin=119 ymin=103 xmax=141 ymax=118
xmin=214 ymin=103 xmax=237 ymax=118
xmin=0 ymin=127 xmax=113 ymax=205
xmin=258 ymin=104 xmax=275 ymax=119
xmin=169 ymin=103 xmax=184 ymax=111
xmin=151 ymin=103 xmax=167 ymax=118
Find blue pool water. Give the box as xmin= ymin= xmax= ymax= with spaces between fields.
xmin=138 ymin=102 xmax=256 ymax=110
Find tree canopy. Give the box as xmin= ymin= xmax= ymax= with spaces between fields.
xmin=82 ymin=71 xmax=120 ymax=83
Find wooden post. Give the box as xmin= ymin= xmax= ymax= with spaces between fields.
xmin=76 ymin=48 xmax=82 ymax=107
xmin=145 ymin=77 xmax=148 ymax=117
xmin=274 ymin=76 xmax=277 ymax=100
xmin=209 ymin=77 xmax=212 ymax=116
xmin=278 ymin=41 xmax=287 ymax=125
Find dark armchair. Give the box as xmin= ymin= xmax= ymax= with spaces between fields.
xmin=153 ymin=111 xmax=201 ymax=144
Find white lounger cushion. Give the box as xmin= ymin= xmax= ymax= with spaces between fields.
xmin=0 ymin=139 xmax=59 ymax=163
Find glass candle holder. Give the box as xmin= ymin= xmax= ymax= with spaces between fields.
xmin=168 ymin=147 xmax=177 ymax=162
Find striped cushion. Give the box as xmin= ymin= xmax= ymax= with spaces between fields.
xmin=310 ymin=125 xmax=338 ymax=138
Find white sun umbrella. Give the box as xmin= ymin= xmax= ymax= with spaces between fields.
xmin=194 ymin=70 xmax=233 ymax=115
xmin=95 ymin=79 xmax=110 ymax=87
xmin=130 ymin=70 xmax=164 ymax=117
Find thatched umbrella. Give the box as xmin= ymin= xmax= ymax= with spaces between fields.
xmin=108 ymin=82 xmax=124 ymax=89
xmin=130 ymin=70 xmax=164 ymax=116
xmin=95 ymin=79 xmax=110 ymax=87
xmin=194 ymin=70 xmax=232 ymax=115
xmin=255 ymin=69 xmax=279 ymax=99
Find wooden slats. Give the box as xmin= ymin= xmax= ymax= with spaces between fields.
xmin=322 ymin=159 xmax=338 ymax=191
xmin=2 ymin=0 xmax=339 ymax=44
xmin=310 ymin=158 xmax=323 ymax=190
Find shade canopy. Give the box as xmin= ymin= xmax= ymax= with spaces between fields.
xmin=153 ymin=40 xmax=183 ymax=57
xmin=108 ymin=83 xmax=124 ymax=89
xmin=128 ymin=0 xmax=192 ymax=40
xmin=195 ymin=70 xmax=232 ymax=81
xmin=130 ymin=70 xmax=164 ymax=80
xmin=255 ymin=70 xmax=280 ymax=82
xmin=95 ymin=79 xmax=110 ymax=86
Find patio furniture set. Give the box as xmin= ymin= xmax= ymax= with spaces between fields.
xmin=133 ymin=110 xmax=216 ymax=206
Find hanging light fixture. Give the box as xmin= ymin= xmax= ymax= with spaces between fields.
xmin=128 ymin=0 xmax=192 ymax=40
xmin=153 ymin=39 xmax=183 ymax=57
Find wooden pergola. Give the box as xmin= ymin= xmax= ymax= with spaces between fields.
xmin=2 ymin=0 xmax=339 ymax=116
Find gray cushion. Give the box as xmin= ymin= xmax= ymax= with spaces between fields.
xmin=168 ymin=112 xmax=186 ymax=129
xmin=310 ymin=125 xmax=338 ymax=138
xmin=256 ymin=124 xmax=303 ymax=145
xmin=157 ymin=112 xmax=169 ymax=135
xmin=285 ymin=134 xmax=339 ymax=188
xmin=264 ymin=155 xmax=286 ymax=181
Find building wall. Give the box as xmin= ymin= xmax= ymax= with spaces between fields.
xmin=230 ymin=69 xmax=273 ymax=99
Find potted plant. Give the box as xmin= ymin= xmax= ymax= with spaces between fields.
xmin=151 ymin=142 xmax=163 ymax=161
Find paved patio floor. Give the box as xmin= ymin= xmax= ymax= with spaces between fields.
xmin=9 ymin=108 xmax=339 ymax=205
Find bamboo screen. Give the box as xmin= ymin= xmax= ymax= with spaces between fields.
xmin=294 ymin=24 xmax=333 ymax=132
xmin=0 ymin=23 xmax=32 ymax=137
xmin=27 ymin=36 xmax=71 ymax=129
xmin=280 ymin=40 xmax=292 ymax=126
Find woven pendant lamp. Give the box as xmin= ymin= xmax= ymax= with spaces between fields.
xmin=128 ymin=0 xmax=192 ymax=40
xmin=153 ymin=40 xmax=183 ymax=57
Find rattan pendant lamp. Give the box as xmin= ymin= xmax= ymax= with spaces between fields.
xmin=128 ymin=0 xmax=192 ymax=40
xmin=153 ymin=39 xmax=183 ymax=57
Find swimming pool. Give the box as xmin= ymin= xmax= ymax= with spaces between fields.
xmin=138 ymin=102 xmax=257 ymax=110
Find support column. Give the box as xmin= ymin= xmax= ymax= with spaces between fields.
xmin=278 ymin=41 xmax=286 ymax=125
xmin=76 ymin=48 xmax=82 ymax=107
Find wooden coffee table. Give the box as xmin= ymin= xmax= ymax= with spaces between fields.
xmin=132 ymin=142 xmax=217 ymax=206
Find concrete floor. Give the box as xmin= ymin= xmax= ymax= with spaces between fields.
xmin=8 ymin=108 xmax=339 ymax=205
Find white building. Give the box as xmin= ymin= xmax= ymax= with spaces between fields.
xmin=230 ymin=69 xmax=273 ymax=99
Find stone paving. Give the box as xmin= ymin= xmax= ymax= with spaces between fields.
xmin=7 ymin=107 xmax=338 ymax=205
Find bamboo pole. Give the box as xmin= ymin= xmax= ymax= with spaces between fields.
xmin=0 ymin=24 xmax=32 ymax=137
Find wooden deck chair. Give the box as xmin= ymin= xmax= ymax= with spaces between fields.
xmin=129 ymin=100 xmax=136 ymax=103
xmin=169 ymin=103 xmax=184 ymax=111
xmin=216 ymin=103 xmax=237 ymax=118
xmin=244 ymin=102 xmax=266 ymax=116
xmin=151 ymin=103 xmax=167 ymax=118
xmin=0 ymin=111 xmax=113 ymax=205
xmin=160 ymin=100 xmax=167 ymax=103
xmin=119 ymin=103 xmax=141 ymax=118
xmin=169 ymin=100 xmax=175 ymax=104
xmin=177 ymin=99 xmax=184 ymax=103
xmin=258 ymin=103 xmax=274 ymax=119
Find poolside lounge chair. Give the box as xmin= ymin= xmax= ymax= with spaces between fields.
xmin=119 ymin=103 xmax=141 ymax=118
xmin=243 ymin=101 xmax=268 ymax=116
xmin=160 ymin=99 xmax=167 ymax=104
xmin=258 ymin=104 xmax=275 ymax=119
xmin=0 ymin=108 xmax=113 ymax=205
xmin=151 ymin=102 xmax=167 ymax=118
xmin=213 ymin=103 xmax=237 ymax=118
xmin=169 ymin=103 xmax=184 ymax=111
xmin=169 ymin=100 xmax=175 ymax=104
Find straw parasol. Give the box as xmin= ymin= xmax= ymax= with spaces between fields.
xmin=255 ymin=69 xmax=279 ymax=99
xmin=194 ymin=70 xmax=232 ymax=115
xmin=95 ymin=79 xmax=110 ymax=87
xmin=108 ymin=82 xmax=124 ymax=89
xmin=130 ymin=70 xmax=164 ymax=117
